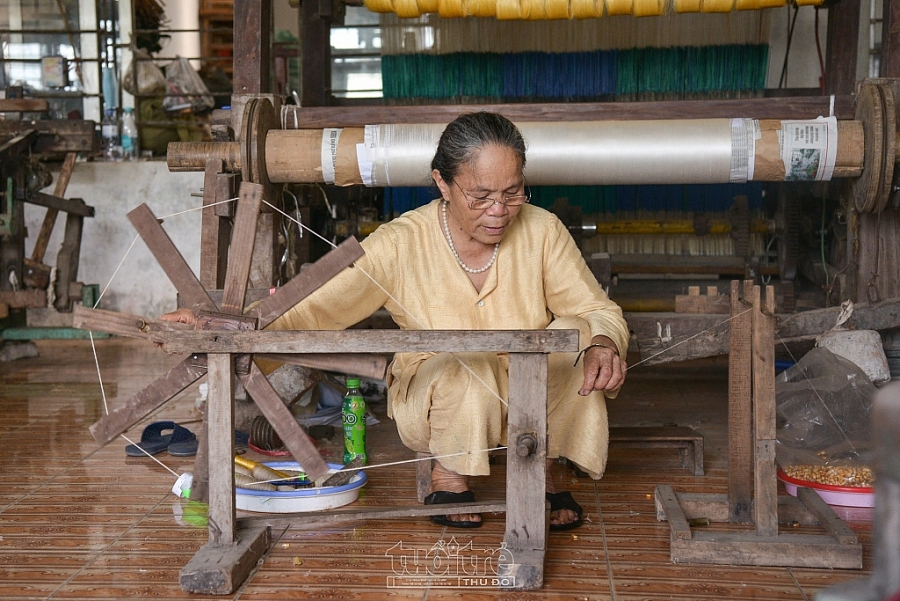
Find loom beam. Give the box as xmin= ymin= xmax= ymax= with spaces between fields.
xmin=168 ymin=84 xmax=897 ymax=214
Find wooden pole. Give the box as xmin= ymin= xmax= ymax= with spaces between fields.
xmin=727 ymin=280 xmax=753 ymax=523
xmin=751 ymin=285 xmax=778 ymax=537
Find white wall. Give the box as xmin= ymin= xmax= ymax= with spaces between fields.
xmin=25 ymin=161 xmax=204 ymax=319
xmin=766 ymin=2 xmax=871 ymax=90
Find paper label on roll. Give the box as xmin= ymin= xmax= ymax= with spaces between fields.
xmin=779 ymin=116 xmax=838 ymax=181
xmin=730 ymin=118 xmax=756 ymax=183
xmin=321 ymin=128 xmax=341 ymax=184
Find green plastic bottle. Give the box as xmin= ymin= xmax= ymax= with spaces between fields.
xmin=341 ymin=378 xmax=367 ymax=465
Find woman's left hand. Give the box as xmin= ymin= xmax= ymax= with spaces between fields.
xmin=579 ymin=336 xmax=627 ymax=395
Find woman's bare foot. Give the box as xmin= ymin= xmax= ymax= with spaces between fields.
xmin=546 ymin=458 xmax=578 ymax=528
xmin=429 ymin=461 xmax=482 ymax=525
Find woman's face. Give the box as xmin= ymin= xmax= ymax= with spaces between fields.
xmin=433 ymin=144 xmax=526 ymax=247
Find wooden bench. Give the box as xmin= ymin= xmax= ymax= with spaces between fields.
xmin=609 ymin=426 xmax=704 ymax=476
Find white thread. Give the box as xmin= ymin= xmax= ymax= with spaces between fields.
xmin=245 ymin=446 xmax=508 ymax=487
xmin=441 ymin=200 xmax=499 ymax=274
xmin=625 ymin=308 xmax=752 ymax=371
xmin=94 ymin=234 xmax=139 ymax=308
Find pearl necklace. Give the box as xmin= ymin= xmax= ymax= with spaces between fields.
xmin=441 ymin=201 xmax=499 ymax=274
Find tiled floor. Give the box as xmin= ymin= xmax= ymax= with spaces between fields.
xmin=0 ymin=338 xmax=872 ymax=600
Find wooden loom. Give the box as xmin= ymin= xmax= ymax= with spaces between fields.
xmin=73 ymin=178 xmax=577 ymax=593
xmin=655 ymin=280 xmax=862 ymax=568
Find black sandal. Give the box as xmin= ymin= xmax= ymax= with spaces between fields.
xmin=546 ymin=491 xmax=584 ymax=531
xmin=424 ymin=490 xmax=483 ymax=528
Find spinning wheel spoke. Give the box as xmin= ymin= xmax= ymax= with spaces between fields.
xmin=248 ymin=236 xmax=365 ymax=329
xmin=89 ymin=354 xmax=208 ymax=445
xmin=127 ymin=203 xmax=218 ymax=313
xmin=220 ymin=182 xmax=263 ymax=315
xmin=239 ymin=362 xmax=331 ymax=482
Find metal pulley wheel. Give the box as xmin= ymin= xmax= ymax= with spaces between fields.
xmin=852 ymin=82 xmax=896 ymax=213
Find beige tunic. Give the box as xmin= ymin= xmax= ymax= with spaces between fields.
xmin=268 ymin=200 xmax=630 ymax=478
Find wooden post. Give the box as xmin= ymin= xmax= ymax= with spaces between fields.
xmin=233 ymin=0 xmax=271 ymax=96
xmin=727 ymin=280 xmax=753 ymax=523
xmin=300 ymin=0 xmax=332 ymax=106
xmin=53 ymin=213 xmax=83 ymax=312
xmin=752 ymin=285 xmax=778 ymax=537
xmin=882 ymin=0 xmax=900 ymax=77
xmin=199 ymin=159 xmax=226 ymax=290
xmin=502 ymin=352 xmax=547 ymax=590
xmin=207 ymin=353 xmax=236 ymax=545
xmin=825 ymin=0 xmax=861 ymax=95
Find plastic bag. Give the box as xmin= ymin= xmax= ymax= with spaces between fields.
xmin=776 ymin=347 xmax=875 ymax=478
xmin=123 ymin=49 xmax=166 ymax=95
xmin=162 ymin=57 xmax=214 ymax=113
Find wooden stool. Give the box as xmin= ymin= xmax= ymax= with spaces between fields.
xmin=609 ymin=426 xmax=705 ymax=476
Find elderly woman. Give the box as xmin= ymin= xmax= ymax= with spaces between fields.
xmin=167 ymin=112 xmax=629 ymax=529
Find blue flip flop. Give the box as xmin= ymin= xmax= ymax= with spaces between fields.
xmin=125 ymin=421 xmax=196 ymax=457
xmin=168 ymin=430 xmax=249 ymax=457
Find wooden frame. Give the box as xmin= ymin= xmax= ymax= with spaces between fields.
xmin=654 ymin=280 xmax=863 ymax=569
xmin=171 ymin=328 xmax=577 ymax=593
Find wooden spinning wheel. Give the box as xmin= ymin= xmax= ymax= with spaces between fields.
xmin=73 ymin=181 xmax=373 ymax=485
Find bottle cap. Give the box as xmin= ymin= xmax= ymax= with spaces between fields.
xmin=346 ymin=378 xmax=361 ymax=388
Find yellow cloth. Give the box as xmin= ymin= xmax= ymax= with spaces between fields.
xmin=269 ymin=200 xmax=630 ymax=477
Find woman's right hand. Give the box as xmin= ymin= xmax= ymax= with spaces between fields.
xmin=154 ymin=308 xmax=196 ymax=349
xmin=160 ymin=307 xmax=197 ymax=326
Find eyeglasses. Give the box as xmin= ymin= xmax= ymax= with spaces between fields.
xmin=453 ymin=179 xmax=531 ymax=211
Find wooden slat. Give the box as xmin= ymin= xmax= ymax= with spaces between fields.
xmin=282 ymin=96 xmax=857 ymax=128
xmin=248 ymin=236 xmax=365 ymax=329
xmin=52 ymin=213 xmax=83 ymax=312
xmin=238 ymin=363 xmax=331 ymax=482
xmin=30 ymin=152 xmax=77 ymax=264
xmin=752 ymin=285 xmax=778 ymax=537
xmin=127 ymin=203 xmax=218 ymax=313
xmin=72 ymin=305 xmax=194 ymax=340
xmin=728 ymin=280 xmax=753 ymax=523
xmin=221 ymin=183 xmax=263 ymax=314
xmin=669 ymin=531 xmax=862 ymax=569
xmin=239 ymin=501 xmax=507 ymax=528
xmin=504 ymin=352 xmax=547 ymax=590
xmin=796 ymin=488 xmax=858 ymax=545
xmin=180 ymin=526 xmax=271 ymax=595
xmin=88 ymin=355 xmax=207 ymax=445
xmin=257 ymin=352 xmax=388 ymax=380
xmin=675 ymin=293 xmax=730 ymax=314
xmin=25 ymin=192 xmax=93 ymax=217
xmin=0 ymin=289 xmax=46 ymax=309
xmin=233 ymin=0 xmax=271 ymax=96
xmin=654 ymin=485 xmax=693 ymax=540
xmin=199 ymin=159 xmax=225 ymax=290
xmin=161 ymin=328 xmax=580 ymax=355
xmin=207 ymin=353 xmax=236 ymax=545
xmin=0 ymin=98 xmax=49 ymax=112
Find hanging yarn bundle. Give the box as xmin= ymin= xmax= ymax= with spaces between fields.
xmin=366 ymin=0 xmax=817 ymax=19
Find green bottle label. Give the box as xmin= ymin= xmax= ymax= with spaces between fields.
xmin=342 ymin=391 xmax=367 ymax=465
